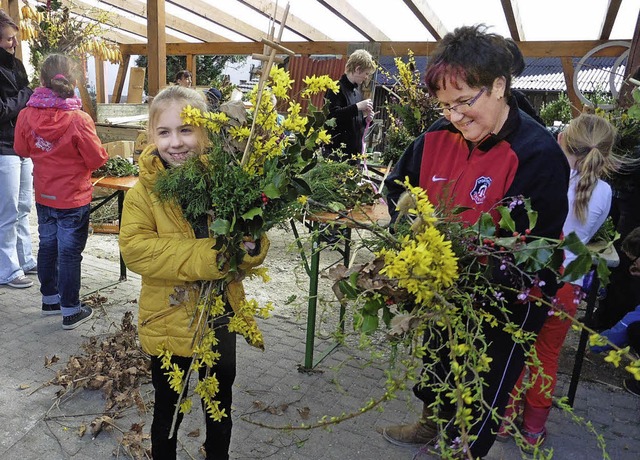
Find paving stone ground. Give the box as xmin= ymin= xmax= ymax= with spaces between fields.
xmin=1 ymin=226 xmax=639 ymax=460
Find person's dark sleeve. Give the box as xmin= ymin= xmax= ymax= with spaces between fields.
xmin=326 ymin=88 xmax=358 ymax=124
xmin=384 ymin=133 xmax=425 ymax=223
xmin=0 ymin=87 xmax=32 ymax=122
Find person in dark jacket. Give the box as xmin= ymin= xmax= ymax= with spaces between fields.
xmin=324 ymin=49 xmax=376 ymax=162
xmin=0 ymin=9 xmax=36 ymax=289
xmin=591 ymin=226 xmax=640 ymax=397
xmin=505 ymin=38 xmax=546 ymax=126
xmin=381 ymin=25 xmax=569 ymax=458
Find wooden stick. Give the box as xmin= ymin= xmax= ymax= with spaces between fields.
xmin=260 ymin=37 xmax=295 ymax=56
xmin=241 ymin=2 xmax=290 ymax=167
xmin=251 ymin=53 xmax=285 ymax=64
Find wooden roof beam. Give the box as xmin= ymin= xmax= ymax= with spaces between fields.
xmin=318 ymin=0 xmax=390 ymax=41
xmin=599 ymin=0 xmax=623 ymax=40
xmin=99 ymin=0 xmax=231 ymax=43
xmin=55 ymin=0 xmax=155 ymax=40
xmin=500 ymin=0 xmax=525 ymax=41
xmin=120 ymin=40 xmax=631 ymax=59
xmin=166 ymin=0 xmax=267 ymax=41
xmin=238 ymin=0 xmax=333 ymax=41
xmin=402 ymin=0 xmax=448 ymax=40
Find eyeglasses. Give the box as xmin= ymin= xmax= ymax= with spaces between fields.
xmin=437 ymin=87 xmax=487 ymax=116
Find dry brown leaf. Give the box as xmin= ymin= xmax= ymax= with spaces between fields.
xmin=297 ymin=406 xmax=311 ymax=420
xmin=77 ymin=423 xmax=86 ymax=438
xmin=17 ymin=383 xmax=30 ymax=390
xmin=252 ymin=400 xmax=267 ymax=410
xmin=90 ymin=415 xmax=113 ymax=439
xmin=187 ymin=428 xmax=200 ymax=437
xmin=44 ymin=355 xmax=59 ymax=367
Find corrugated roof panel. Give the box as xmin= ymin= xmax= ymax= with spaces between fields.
xmin=377 ymin=55 xmax=627 ymax=93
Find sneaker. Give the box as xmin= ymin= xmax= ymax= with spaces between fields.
xmin=25 ymin=266 xmax=38 ymax=275
xmin=5 ymin=275 xmax=33 ymax=289
xmin=62 ymin=305 xmax=94 ymax=330
xmin=623 ymin=378 xmax=640 ymax=397
xmin=42 ymin=302 xmax=61 ymax=316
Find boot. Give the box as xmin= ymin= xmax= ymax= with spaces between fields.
xmin=520 ymin=404 xmax=551 ymax=450
xmin=496 ymin=396 xmax=523 ymax=442
xmin=382 ymin=404 xmax=451 ymax=448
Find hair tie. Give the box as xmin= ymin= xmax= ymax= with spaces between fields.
xmin=53 ymin=74 xmax=67 ymax=81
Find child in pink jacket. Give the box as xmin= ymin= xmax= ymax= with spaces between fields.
xmin=14 ymin=53 xmax=108 ymax=329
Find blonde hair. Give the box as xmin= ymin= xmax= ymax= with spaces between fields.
xmin=560 ymin=114 xmax=621 ymax=223
xmin=148 ymin=86 xmax=209 ymax=154
xmin=345 ymin=49 xmax=376 ymax=74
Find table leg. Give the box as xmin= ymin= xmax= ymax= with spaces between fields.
xmin=117 ymin=190 xmax=127 ymax=281
xmin=303 ymin=223 xmax=321 ymax=370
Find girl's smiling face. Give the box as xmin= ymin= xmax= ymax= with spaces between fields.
xmin=153 ymin=101 xmax=200 ymax=167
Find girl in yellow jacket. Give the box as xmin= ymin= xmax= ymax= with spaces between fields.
xmin=119 ymin=86 xmax=268 ymax=460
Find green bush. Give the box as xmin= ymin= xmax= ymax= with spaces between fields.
xmin=540 ymin=93 xmax=573 ymax=126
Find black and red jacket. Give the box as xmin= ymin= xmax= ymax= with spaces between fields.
xmin=385 ymin=98 xmax=569 ymax=241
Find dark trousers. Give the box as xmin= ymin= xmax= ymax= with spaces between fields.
xmin=413 ymin=299 xmax=548 ymax=457
xmin=628 ymin=321 xmax=640 ymax=354
xmin=150 ymin=324 xmax=237 ymax=460
xmin=36 ymin=203 xmax=90 ymax=314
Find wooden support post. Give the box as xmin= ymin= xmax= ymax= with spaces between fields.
xmin=111 ymin=54 xmax=131 ymax=103
xmin=561 ymin=57 xmax=581 ymax=117
xmin=186 ymin=54 xmax=197 ymax=85
xmin=94 ymin=58 xmax=107 ymax=104
xmin=147 ymin=0 xmax=167 ymax=97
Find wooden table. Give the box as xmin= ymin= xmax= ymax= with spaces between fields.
xmin=291 ymin=204 xmax=390 ymax=370
xmin=91 ymin=176 xmax=138 ymax=280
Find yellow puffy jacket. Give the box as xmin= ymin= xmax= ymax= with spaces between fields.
xmin=119 ymin=145 xmax=269 ymax=357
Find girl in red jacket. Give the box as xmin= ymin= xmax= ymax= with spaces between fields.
xmin=14 ymin=53 xmax=108 ymax=329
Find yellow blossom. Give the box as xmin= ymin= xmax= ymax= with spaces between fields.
xmin=315 ymin=129 xmax=332 ymax=145
xmin=301 ymin=75 xmax=339 ymax=97
xmin=604 ymin=349 xmax=623 ymax=367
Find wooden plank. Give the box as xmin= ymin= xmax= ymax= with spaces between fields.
xmin=99 ymin=0 xmax=231 ymax=43
xmin=238 ymin=0 xmax=333 ymax=41
xmin=500 ymin=0 xmax=524 ymax=41
xmin=96 ymin=125 xmax=146 ymax=143
xmin=126 ymin=67 xmax=146 ymax=104
xmin=170 ymin=0 xmax=268 ymax=41
xmin=318 ymin=0 xmax=390 ymax=41
xmin=121 ymin=40 xmax=630 ymax=59
xmin=600 ymin=0 xmax=623 ymax=40
xmin=402 ymin=0 xmax=447 ymax=40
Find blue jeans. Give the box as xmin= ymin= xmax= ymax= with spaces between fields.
xmin=0 ymin=155 xmax=36 ymax=283
xmin=36 ymin=203 xmax=90 ymax=316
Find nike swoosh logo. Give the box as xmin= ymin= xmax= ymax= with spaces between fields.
xmin=432 ymin=175 xmax=447 ymax=182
